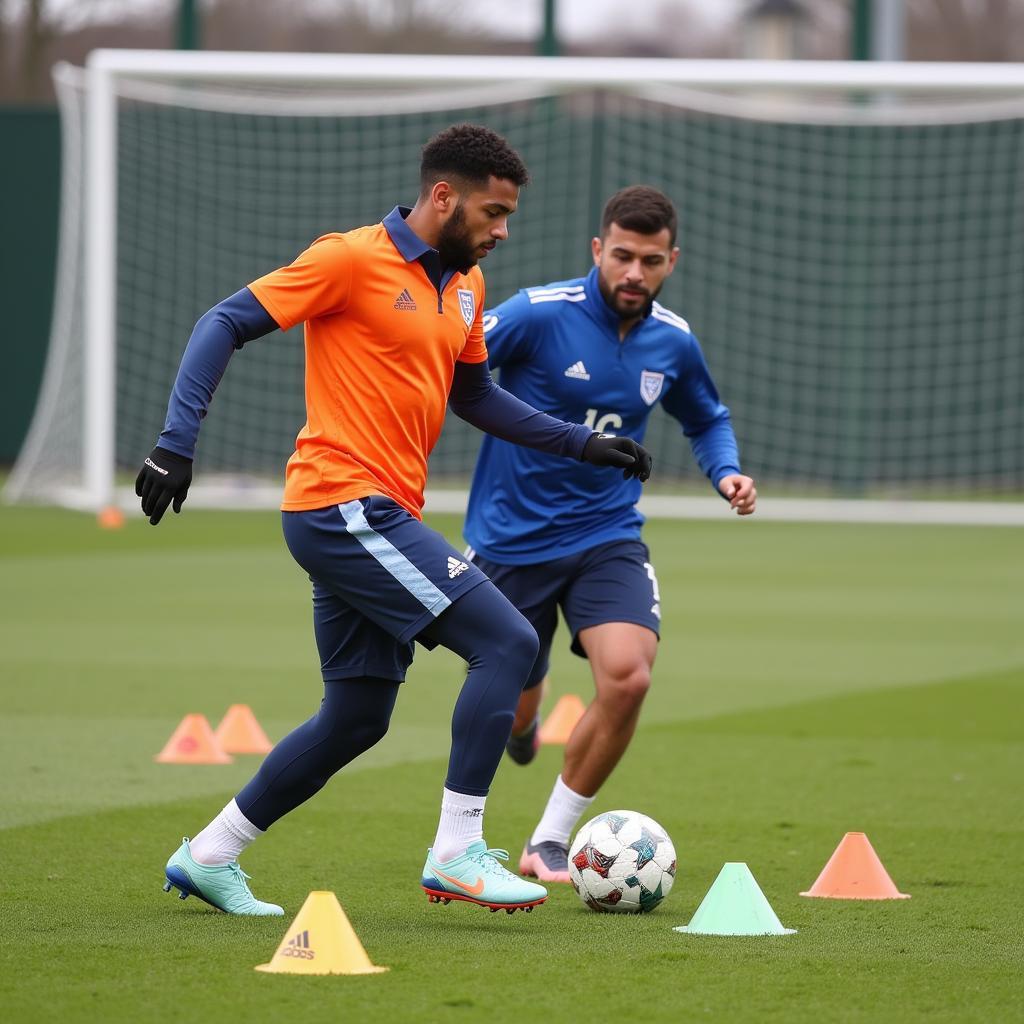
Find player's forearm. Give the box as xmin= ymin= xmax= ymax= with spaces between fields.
xmin=688 ymin=416 xmax=741 ymax=491
xmin=449 ymin=359 xmax=591 ymax=459
xmin=158 ymin=288 xmax=277 ymax=457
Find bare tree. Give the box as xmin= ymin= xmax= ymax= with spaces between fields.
xmin=0 ymin=0 xmax=516 ymax=102
xmin=5 ymin=0 xmax=1024 ymax=104
xmin=201 ymin=0 xmax=513 ymax=56
xmin=905 ymin=0 xmax=1022 ymax=61
xmin=2 ymin=0 xmax=168 ymax=101
xmin=15 ymin=0 xmax=54 ymax=101
xmin=0 ymin=0 xmax=7 ymax=97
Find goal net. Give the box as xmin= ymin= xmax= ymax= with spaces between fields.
xmin=7 ymin=53 xmax=1024 ymax=522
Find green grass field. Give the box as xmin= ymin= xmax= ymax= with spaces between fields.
xmin=1 ymin=505 xmax=1022 ymax=1023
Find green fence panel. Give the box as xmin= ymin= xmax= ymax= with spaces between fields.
xmin=0 ymin=108 xmax=59 ymax=464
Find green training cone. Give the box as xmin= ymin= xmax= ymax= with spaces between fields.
xmin=674 ymin=862 xmax=796 ymax=936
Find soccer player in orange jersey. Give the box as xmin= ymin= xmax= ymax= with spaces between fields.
xmin=135 ymin=124 xmax=652 ymax=916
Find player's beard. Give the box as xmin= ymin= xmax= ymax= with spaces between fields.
xmin=599 ymin=275 xmax=662 ymax=320
xmin=437 ymin=202 xmax=478 ymax=273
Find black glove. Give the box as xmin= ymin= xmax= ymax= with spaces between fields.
xmin=135 ymin=446 xmax=193 ymax=525
xmin=581 ymin=432 xmax=653 ymax=482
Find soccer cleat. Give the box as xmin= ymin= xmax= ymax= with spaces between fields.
xmin=162 ymin=837 xmax=284 ymax=916
xmin=505 ymin=717 xmax=540 ymax=766
xmin=519 ymin=840 xmax=571 ymax=883
xmin=421 ymin=840 xmax=547 ymax=912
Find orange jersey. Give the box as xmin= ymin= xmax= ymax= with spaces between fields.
xmin=248 ymin=209 xmax=487 ymax=517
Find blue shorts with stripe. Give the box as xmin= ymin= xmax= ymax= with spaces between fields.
xmin=283 ymin=497 xmax=489 ymax=682
xmin=467 ymin=539 xmax=661 ymax=691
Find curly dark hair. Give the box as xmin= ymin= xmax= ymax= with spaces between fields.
xmin=601 ymin=186 xmax=677 ymax=246
xmin=420 ymin=123 xmax=530 ymax=195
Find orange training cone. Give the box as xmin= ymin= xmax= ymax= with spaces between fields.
xmin=215 ymin=704 xmax=274 ymax=755
xmin=539 ymin=694 xmax=586 ymax=745
xmin=97 ymin=506 xmax=125 ymax=529
xmin=155 ymin=714 xmax=233 ymax=764
xmin=256 ymin=891 xmax=388 ymax=975
xmin=800 ymin=832 xmax=910 ymax=900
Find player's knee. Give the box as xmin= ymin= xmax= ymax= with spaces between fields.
xmin=499 ymin=608 xmax=540 ymax=675
xmin=318 ymin=701 xmax=391 ymax=764
xmin=479 ymin=608 xmax=539 ymax=699
xmin=601 ymin=662 xmax=651 ymax=713
xmin=344 ymin=715 xmax=390 ymax=757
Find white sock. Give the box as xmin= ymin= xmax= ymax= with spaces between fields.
xmin=431 ymin=788 xmax=486 ymax=863
xmin=189 ymin=799 xmax=263 ymax=866
xmin=530 ymin=775 xmax=595 ymax=847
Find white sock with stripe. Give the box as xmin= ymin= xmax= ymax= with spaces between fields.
xmin=431 ymin=788 xmax=486 ymax=863
xmin=189 ymin=798 xmax=263 ymax=866
xmin=530 ymin=775 xmax=594 ymax=847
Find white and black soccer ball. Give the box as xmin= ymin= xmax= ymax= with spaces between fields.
xmin=568 ymin=809 xmax=676 ymax=913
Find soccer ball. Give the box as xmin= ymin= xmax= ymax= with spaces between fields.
xmin=568 ymin=809 xmax=676 ymax=913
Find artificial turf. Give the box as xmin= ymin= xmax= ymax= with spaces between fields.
xmin=1 ymin=506 xmax=1021 ymax=1022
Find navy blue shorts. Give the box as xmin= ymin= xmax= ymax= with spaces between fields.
xmin=283 ymin=498 xmax=489 ymax=682
xmin=467 ymin=539 xmax=661 ymax=690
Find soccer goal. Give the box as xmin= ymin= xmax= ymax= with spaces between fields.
xmin=7 ymin=51 xmax=1024 ymax=524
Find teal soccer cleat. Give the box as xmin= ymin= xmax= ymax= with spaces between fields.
xmin=162 ymin=838 xmax=284 ymax=916
xmin=421 ymin=840 xmax=547 ymax=913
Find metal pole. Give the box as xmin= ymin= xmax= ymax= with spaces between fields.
xmin=177 ymin=0 xmax=200 ymax=51
xmin=84 ymin=61 xmax=117 ymax=512
xmin=871 ymin=0 xmax=904 ymax=61
xmin=538 ymin=0 xmax=559 ymax=57
xmin=851 ymin=0 xmax=871 ymax=59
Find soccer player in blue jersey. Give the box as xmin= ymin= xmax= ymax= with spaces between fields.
xmin=463 ymin=186 xmax=756 ymax=882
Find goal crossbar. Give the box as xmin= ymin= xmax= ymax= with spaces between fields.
xmin=86 ymin=50 xmax=1024 ymax=91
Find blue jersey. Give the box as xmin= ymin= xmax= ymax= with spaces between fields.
xmin=463 ymin=266 xmax=741 ymax=565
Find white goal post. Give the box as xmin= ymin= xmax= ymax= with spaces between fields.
xmin=7 ymin=50 xmax=1024 ymax=524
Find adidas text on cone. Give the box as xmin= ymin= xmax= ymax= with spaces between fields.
xmin=256 ymin=891 xmax=388 ymax=975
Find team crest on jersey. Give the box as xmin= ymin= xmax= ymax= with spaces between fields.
xmin=457 ymin=289 xmax=475 ymax=327
xmin=640 ymin=370 xmax=665 ymax=406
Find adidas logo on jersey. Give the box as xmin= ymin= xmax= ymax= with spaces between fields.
xmin=447 ymin=556 xmax=469 ymax=579
xmin=564 ymin=361 xmax=591 ymax=380
xmin=281 ymin=929 xmax=315 ymax=960
xmin=394 ymin=289 xmax=417 ymax=311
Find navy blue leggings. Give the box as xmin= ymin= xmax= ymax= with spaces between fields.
xmin=422 ymin=580 xmax=539 ymax=797
xmin=235 ymin=581 xmax=538 ymax=830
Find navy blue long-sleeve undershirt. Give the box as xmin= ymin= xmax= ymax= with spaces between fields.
xmin=158 ymin=288 xmax=277 ymax=459
xmin=447 ymin=359 xmax=591 ymax=458
xmin=157 ymin=288 xmax=592 ymax=464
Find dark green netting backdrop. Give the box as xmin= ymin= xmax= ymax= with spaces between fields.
xmin=15 ymin=78 xmax=1024 ymax=504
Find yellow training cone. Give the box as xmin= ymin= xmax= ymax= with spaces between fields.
xmin=255 ymin=891 xmax=388 ymax=976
